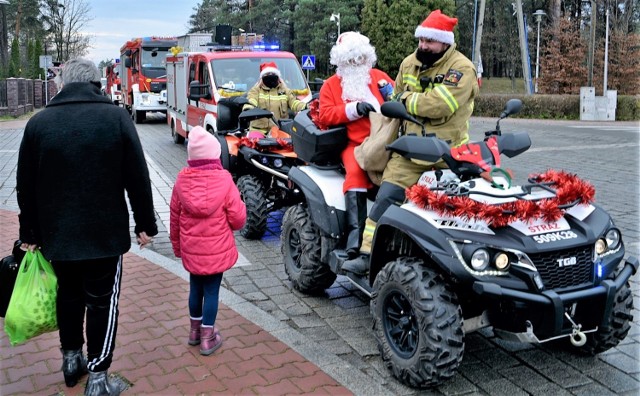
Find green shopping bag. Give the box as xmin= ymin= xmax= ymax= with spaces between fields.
xmin=4 ymin=249 xmax=58 ymax=346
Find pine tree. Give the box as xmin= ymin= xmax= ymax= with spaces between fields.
xmin=362 ymin=0 xmax=456 ymax=75
xmin=33 ymin=39 xmax=43 ymax=79
xmin=9 ymin=36 xmax=21 ymax=77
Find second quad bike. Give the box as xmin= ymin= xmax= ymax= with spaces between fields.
xmin=281 ymin=99 xmax=637 ymax=388
xmin=214 ymin=97 xmax=305 ymax=239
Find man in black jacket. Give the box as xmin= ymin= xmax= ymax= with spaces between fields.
xmin=16 ymin=58 xmax=158 ymax=396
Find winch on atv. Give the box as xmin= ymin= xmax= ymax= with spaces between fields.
xmin=279 ymin=98 xmax=638 ymax=388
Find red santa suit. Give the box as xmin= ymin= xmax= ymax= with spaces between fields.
xmin=318 ymin=68 xmax=393 ymax=193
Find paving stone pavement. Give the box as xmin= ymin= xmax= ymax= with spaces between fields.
xmin=0 ymin=114 xmax=638 ymax=395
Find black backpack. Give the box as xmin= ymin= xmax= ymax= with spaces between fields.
xmin=0 ymin=240 xmax=26 ymax=317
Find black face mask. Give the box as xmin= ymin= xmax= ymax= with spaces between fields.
xmin=262 ymin=74 xmax=279 ymax=89
xmin=416 ymin=49 xmax=445 ymax=69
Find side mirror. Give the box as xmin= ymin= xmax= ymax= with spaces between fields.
xmin=500 ymin=99 xmax=523 ymax=119
xmin=188 ymin=80 xmax=211 ymax=100
xmin=381 ymin=101 xmax=422 ymax=127
xmin=124 ymin=58 xmax=131 ymax=68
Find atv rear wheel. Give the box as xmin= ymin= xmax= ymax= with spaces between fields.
xmin=580 ymin=278 xmax=633 ymax=355
xmin=371 ymin=257 xmax=464 ymax=388
xmin=237 ymin=175 xmax=268 ymax=239
xmin=172 ymin=121 xmax=185 ymax=144
xmin=281 ymin=205 xmax=337 ymax=294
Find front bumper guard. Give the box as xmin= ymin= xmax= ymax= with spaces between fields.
xmin=472 ymin=256 xmax=638 ymax=343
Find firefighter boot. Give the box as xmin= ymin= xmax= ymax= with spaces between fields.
xmin=342 ymin=218 xmax=376 ymax=275
xmin=200 ymin=326 xmax=223 ymax=356
xmin=345 ymin=191 xmax=368 ymax=259
xmin=61 ymin=348 xmax=88 ymax=387
xmin=188 ymin=318 xmax=202 ymax=346
xmin=84 ymin=370 xmax=126 ymax=396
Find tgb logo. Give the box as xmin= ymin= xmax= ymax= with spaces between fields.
xmin=557 ymin=256 xmax=578 ymax=268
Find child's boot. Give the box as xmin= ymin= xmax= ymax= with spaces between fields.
xmin=189 ymin=318 xmax=202 ymax=346
xmin=200 ymin=326 xmax=223 ymax=356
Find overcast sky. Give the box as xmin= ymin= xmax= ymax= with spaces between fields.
xmin=83 ymin=0 xmax=201 ymax=64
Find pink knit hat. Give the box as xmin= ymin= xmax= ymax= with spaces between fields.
xmin=415 ymin=10 xmax=457 ymax=45
xmin=188 ymin=126 xmax=221 ymax=160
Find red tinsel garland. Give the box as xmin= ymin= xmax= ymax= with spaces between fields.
xmin=406 ymin=169 xmax=596 ymax=227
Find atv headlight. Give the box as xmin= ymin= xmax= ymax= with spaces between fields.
xmin=494 ymin=253 xmax=510 ymax=270
xmin=273 ymin=158 xmax=283 ymax=168
xmin=605 ymin=229 xmax=620 ymax=250
xmin=595 ymin=239 xmax=607 ymax=255
xmin=470 ymin=249 xmax=490 ymax=270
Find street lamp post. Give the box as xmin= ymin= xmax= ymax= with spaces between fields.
xmin=533 ymin=9 xmax=546 ymax=93
xmin=330 ymin=13 xmax=340 ymax=40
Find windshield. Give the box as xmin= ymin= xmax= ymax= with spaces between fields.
xmin=211 ymin=57 xmax=307 ymax=94
xmin=141 ymin=48 xmax=170 ymax=78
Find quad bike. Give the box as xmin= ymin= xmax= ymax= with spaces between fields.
xmin=281 ymin=99 xmax=638 ymax=388
xmin=215 ymin=96 xmax=305 ymax=239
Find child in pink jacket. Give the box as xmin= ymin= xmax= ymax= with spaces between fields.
xmin=170 ymin=126 xmax=246 ymax=355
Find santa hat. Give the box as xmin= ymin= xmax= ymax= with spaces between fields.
xmin=329 ymin=31 xmax=377 ymax=68
xmin=259 ymin=62 xmax=281 ymax=78
xmin=415 ymin=10 xmax=457 ymax=45
xmin=188 ymin=126 xmax=221 ymax=160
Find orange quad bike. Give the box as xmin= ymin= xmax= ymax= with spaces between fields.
xmin=215 ymin=96 xmax=304 ymax=239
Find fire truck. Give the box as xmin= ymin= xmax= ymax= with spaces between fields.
xmin=165 ymin=36 xmax=311 ymax=143
xmin=103 ymin=60 xmax=122 ymax=106
xmin=120 ymin=36 xmax=177 ymax=123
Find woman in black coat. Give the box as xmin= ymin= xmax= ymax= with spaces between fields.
xmin=16 ymin=57 xmax=158 ymax=396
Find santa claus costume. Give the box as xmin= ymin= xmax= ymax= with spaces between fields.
xmin=318 ymin=31 xmax=394 ymax=259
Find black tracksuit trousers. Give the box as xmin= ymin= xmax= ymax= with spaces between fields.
xmin=52 ymin=255 xmax=122 ymax=373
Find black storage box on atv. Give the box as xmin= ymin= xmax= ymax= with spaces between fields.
xmin=291 ymin=110 xmax=347 ymax=166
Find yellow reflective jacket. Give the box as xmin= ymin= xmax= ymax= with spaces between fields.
xmin=393 ymin=44 xmax=478 ymax=147
xmin=243 ymin=83 xmax=307 ymax=132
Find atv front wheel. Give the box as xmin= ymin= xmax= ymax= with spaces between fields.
xmin=237 ymin=175 xmax=268 ymax=239
xmin=580 ymin=278 xmax=633 ymax=355
xmin=371 ymin=257 xmax=464 ymax=388
xmin=281 ymin=205 xmax=337 ymax=294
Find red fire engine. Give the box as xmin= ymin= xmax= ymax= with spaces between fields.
xmin=120 ymin=36 xmax=177 ymax=123
xmin=165 ymin=36 xmax=310 ymax=143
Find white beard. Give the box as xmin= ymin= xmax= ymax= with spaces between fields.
xmin=337 ymin=64 xmax=372 ymax=102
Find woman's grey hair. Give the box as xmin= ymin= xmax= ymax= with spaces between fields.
xmin=61 ymin=58 xmax=101 ymax=85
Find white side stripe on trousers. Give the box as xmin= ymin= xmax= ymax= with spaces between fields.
xmin=88 ymin=255 xmax=123 ymax=371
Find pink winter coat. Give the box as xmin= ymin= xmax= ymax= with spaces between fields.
xmin=170 ymin=164 xmax=246 ymax=275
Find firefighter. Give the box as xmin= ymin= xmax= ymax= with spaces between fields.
xmin=242 ymin=62 xmax=307 ymax=135
xmin=342 ymin=9 xmax=479 ymax=275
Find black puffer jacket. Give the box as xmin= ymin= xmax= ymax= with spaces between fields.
xmin=17 ymin=82 xmax=158 ymax=261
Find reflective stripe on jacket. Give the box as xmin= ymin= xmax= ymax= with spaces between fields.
xmin=243 ymin=83 xmax=307 ymax=131
xmin=393 ymin=44 xmax=478 ymax=148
